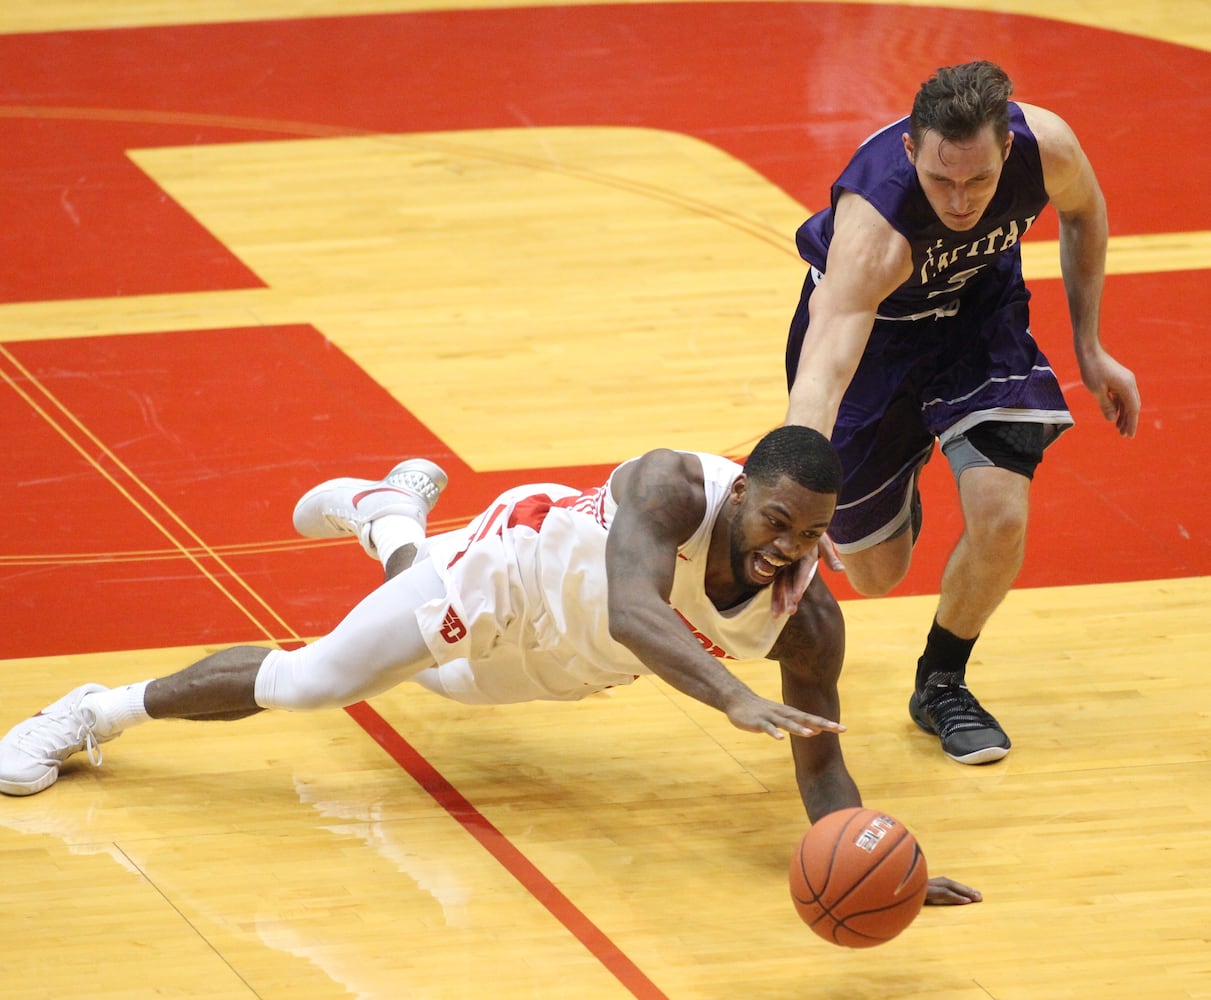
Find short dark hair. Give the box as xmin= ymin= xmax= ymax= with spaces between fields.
xmin=910 ymin=60 xmax=1013 ymax=146
xmin=743 ymin=426 xmax=842 ymax=495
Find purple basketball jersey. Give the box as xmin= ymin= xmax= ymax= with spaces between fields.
xmin=795 ymin=103 xmax=1048 ymax=317
xmin=785 ymin=103 xmax=1074 ymax=550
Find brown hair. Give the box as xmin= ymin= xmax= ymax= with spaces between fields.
xmin=910 ymin=61 xmax=1014 ymax=146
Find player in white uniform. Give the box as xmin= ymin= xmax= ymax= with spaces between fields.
xmin=407 ymin=450 xmax=796 ymax=705
xmin=0 ymin=425 xmax=982 ymax=905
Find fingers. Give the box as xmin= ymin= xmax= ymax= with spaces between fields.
xmin=771 ymin=558 xmax=817 ymax=618
xmin=770 ymin=573 xmax=796 ymax=618
xmin=778 ymin=713 xmax=846 ymax=739
xmin=925 ymin=877 xmax=983 ymax=905
xmin=729 ymin=696 xmax=845 ymax=740
xmin=1104 ymin=391 xmax=1139 ymax=438
xmin=1093 ymin=365 xmax=1140 ymax=438
xmin=1117 ymin=388 xmax=1141 ymax=437
xmin=818 ymin=534 xmax=845 ymax=572
xmin=743 ymin=712 xmax=845 ymax=740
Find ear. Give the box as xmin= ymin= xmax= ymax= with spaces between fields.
xmin=1002 ymin=130 xmax=1014 ymax=161
xmin=729 ymin=474 xmax=747 ymax=505
xmin=902 ymin=131 xmax=916 ymax=164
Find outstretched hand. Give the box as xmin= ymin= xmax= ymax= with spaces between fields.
xmin=926 ymin=876 xmax=982 ymax=905
xmin=724 ymin=690 xmax=846 ymax=741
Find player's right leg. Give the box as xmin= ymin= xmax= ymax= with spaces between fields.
xmin=0 ymin=558 xmax=446 ymax=795
xmin=0 ymin=461 xmax=449 ymax=796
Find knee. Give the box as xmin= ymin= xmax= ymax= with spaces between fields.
xmin=846 ymin=565 xmax=907 ymax=598
xmin=965 ymin=495 xmax=1029 ymax=555
xmin=255 ymin=648 xmax=361 ymax=712
xmin=842 ymin=542 xmax=911 ymax=597
xmin=278 ymin=676 xmax=352 ymax=712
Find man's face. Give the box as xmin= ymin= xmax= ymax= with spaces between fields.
xmin=728 ymin=473 xmax=835 ymax=590
xmin=903 ymin=124 xmax=1013 ymax=232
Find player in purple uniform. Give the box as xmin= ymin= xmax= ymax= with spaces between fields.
xmin=783 ymin=61 xmax=1140 ymax=763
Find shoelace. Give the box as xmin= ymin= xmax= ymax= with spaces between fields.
xmin=921 ymin=685 xmax=1000 ymax=736
xmin=17 ymin=708 xmax=103 ymax=766
xmin=79 ymin=718 xmax=103 ymax=766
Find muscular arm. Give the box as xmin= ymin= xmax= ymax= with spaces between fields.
xmin=606 ymin=451 xmax=843 ymax=740
xmin=1023 ymin=103 xmax=1140 ymax=437
xmin=785 ymin=192 xmax=914 ymax=436
xmin=767 ymin=571 xmax=859 ymax=821
xmin=770 ymin=572 xmax=983 ymax=905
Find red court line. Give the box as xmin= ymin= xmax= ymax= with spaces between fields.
xmin=6 ymin=328 xmax=668 ymax=993
xmin=345 ymin=700 xmax=671 ymax=1000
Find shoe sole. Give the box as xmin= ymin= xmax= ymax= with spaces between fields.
xmin=0 ymin=772 xmax=56 ymax=796
xmin=385 ymin=461 xmax=448 ymax=516
xmin=939 ymin=743 xmax=1010 ymax=765
xmin=386 ymin=459 xmax=448 ymax=502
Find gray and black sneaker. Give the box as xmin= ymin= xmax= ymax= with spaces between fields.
xmin=908 ymin=672 xmax=1010 ymax=764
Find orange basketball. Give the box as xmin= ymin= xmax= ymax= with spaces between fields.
xmin=789 ymin=806 xmax=928 ymax=948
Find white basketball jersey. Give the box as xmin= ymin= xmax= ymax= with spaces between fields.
xmin=415 ymin=452 xmax=799 ymax=703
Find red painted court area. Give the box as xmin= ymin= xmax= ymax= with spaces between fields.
xmin=2 ymin=4 xmax=1209 ymax=655
xmin=1 ymin=326 xmax=614 ymax=658
xmin=1 ymin=8 xmax=1208 ymax=996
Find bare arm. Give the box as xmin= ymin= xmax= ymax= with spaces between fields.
xmin=785 ymin=192 xmax=914 ymax=436
xmin=1023 ymin=102 xmax=1140 ymax=437
xmin=606 ymin=450 xmax=844 ymax=740
xmin=771 ymin=572 xmax=982 ymax=904
xmin=768 ymin=571 xmax=858 ymax=821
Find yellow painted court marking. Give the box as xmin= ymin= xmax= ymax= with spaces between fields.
xmin=1 ymin=128 xmax=1206 ymax=468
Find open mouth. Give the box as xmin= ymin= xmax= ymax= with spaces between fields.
xmin=752 ymin=552 xmax=789 ymax=583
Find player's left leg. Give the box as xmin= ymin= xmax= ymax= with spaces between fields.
xmin=908 ymin=420 xmax=1045 ymax=764
xmin=293 ymin=457 xmax=448 ymax=577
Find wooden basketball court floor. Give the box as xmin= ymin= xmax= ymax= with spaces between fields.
xmin=1 ymin=2 xmax=1209 ymax=997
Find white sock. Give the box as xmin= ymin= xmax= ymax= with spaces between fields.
xmin=81 ymin=680 xmax=153 ymax=738
xmin=368 ymin=515 xmax=426 ymax=570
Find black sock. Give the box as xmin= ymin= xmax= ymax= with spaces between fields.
xmin=915 ymin=619 xmax=978 ymax=693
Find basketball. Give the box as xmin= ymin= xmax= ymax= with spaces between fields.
xmin=788 ymin=806 xmax=928 ymax=948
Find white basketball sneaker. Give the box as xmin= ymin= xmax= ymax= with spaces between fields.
xmin=0 ymin=684 xmax=119 ymax=796
xmin=292 ymin=458 xmax=448 ymax=557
